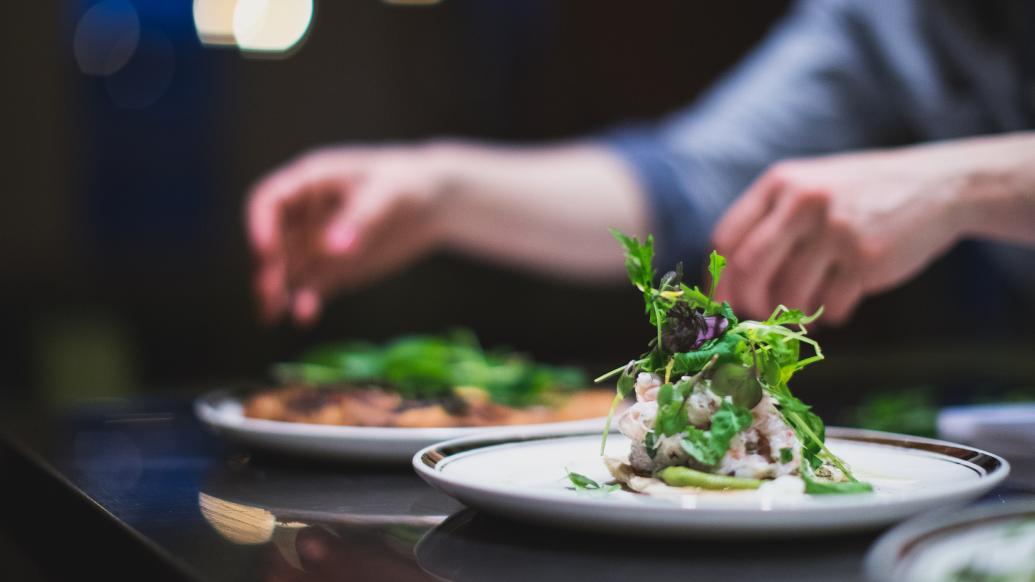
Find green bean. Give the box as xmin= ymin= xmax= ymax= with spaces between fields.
xmin=658 ymin=466 xmax=763 ymax=490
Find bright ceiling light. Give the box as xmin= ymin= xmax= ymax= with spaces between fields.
xmin=193 ymin=0 xmax=237 ymax=46
xmin=232 ymin=0 xmax=314 ymax=55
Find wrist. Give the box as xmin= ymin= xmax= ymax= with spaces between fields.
xmin=952 ymin=134 xmax=1035 ymax=241
xmin=417 ymin=140 xmax=476 ymax=246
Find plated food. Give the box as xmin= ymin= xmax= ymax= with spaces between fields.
xmin=196 ymin=332 xmax=615 ymax=462
xmin=413 ymin=429 xmax=1007 ymax=537
xmin=595 ymin=231 xmax=867 ymax=496
xmin=413 ymin=232 xmax=1009 ymax=536
xmin=243 ymin=332 xmax=613 ymax=428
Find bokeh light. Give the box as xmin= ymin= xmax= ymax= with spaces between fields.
xmin=233 ymin=0 xmax=314 ymax=54
xmin=73 ymin=0 xmax=141 ymax=76
xmin=193 ymin=0 xmax=314 ymax=55
xmin=192 ymin=0 xmax=237 ymax=46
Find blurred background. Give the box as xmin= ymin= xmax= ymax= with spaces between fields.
xmin=2 ymin=0 xmax=1033 ymax=425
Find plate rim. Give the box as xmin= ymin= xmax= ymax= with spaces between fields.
xmin=194 ymin=387 xmax=612 ymax=442
xmin=411 ymin=427 xmax=1010 ymax=516
xmin=864 ymin=500 xmax=1035 ymax=581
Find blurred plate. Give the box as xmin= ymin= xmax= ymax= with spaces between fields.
xmin=939 ymin=403 xmax=1035 ymax=452
xmin=413 ymin=429 xmax=1009 ymax=538
xmin=195 ymin=388 xmax=611 ymax=463
xmin=939 ymin=403 xmax=1035 ymax=488
xmin=866 ymin=500 xmax=1035 ymax=582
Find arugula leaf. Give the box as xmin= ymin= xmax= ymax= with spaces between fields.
xmin=644 ymin=431 xmax=659 ymax=459
xmin=610 ymin=229 xmax=669 ymax=349
xmin=610 ymin=228 xmax=655 ymax=294
xmin=610 ymin=228 xmax=657 ymax=325
xmin=566 ymin=469 xmax=619 ymax=492
xmin=765 ymin=305 xmax=823 ymax=327
xmin=669 ymin=332 xmax=744 ymax=376
xmin=679 ymin=400 xmax=754 ymax=466
xmin=800 ymin=463 xmax=873 ymax=495
xmin=718 ymin=301 xmax=739 ymax=327
xmin=707 ymin=250 xmax=726 ymax=299
xmin=779 ymin=447 xmax=794 ymax=464
xmin=615 ymin=366 xmax=637 ymax=398
xmin=655 ymin=383 xmax=690 ymax=436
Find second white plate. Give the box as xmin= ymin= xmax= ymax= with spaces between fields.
xmin=195 ymin=389 xmax=611 ymax=463
xmin=413 ymin=428 xmax=1009 ymax=537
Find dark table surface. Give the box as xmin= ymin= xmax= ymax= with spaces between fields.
xmin=0 ymin=397 xmax=1029 ymax=582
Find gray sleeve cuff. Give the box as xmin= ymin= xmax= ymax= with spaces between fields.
xmin=597 ymin=124 xmax=713 ymax=273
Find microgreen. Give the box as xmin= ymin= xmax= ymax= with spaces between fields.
xmin=779 ymin=447 xmax=794 ymax=464
xmin=566 ymin=469 xmax=619 ymax=493
xmin=680 ymin=400 xmax=754 ymax=466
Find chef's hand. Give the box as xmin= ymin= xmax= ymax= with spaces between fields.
xmin=712 ymin=133 xmax=1035 ymax=324
xmin=247 ymin=141 xmax=647 ymax=326
xmin=247 ymin=144 xmax=454 ymax=325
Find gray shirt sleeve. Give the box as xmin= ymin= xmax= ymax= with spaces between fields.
xmin=603 ymin=0 xmax=903 ymax=268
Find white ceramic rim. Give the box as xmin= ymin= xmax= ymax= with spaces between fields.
xmin=412 ymin=427 xmax=1010 ymax=518
xmin=864 ymin=500 xmax=1035 ymax=581
xmin=194 ymin=388 xmax=612 ymax=443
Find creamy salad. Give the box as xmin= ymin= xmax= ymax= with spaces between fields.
xmin=581 ymin=231 xmax=871 ymax=496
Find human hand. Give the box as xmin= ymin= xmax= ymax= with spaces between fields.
xmin=711 ymin=143 xmax=977 ymax=324
xmin=247 ymin=144 xmax=455 ymax=325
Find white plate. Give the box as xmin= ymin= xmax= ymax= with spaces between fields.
xmin=195 ymin=389 xmax=611 ymax=463
xmin=939 ymin=403 xmax=1035 ymax=488
xmin=413 ymin=428 xmax=1009 ymax=537
xmin=866 ymin=500 xmax=1035 ymax=582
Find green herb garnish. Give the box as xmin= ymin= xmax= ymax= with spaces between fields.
xmin=779 ymin=447 xmax=794 ymax=464
xmin=566 ymin=469 xmax=619 ymax=493
xmin=599 ymin=230 xmax=871 ymax=495
xmin=276 ymin=330 xmax=585 ymax=407
xmin=680 ymin=401 xmax=754 ymax=466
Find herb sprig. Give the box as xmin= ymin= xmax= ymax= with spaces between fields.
xmin=566 ymin=469 xmax=619 ymax=493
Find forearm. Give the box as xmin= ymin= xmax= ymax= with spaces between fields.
xmin=954 ymin=132 xmax=1035 ymax=244
xmin=428 ymin=141 xmax=649 ymax=280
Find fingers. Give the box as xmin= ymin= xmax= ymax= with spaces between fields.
xmin=728 ymin=190 xmax=829 ymax=318
xmin=291 ymin=287 xmax=322 ymax=327
xmin=321 ymin=177 xmax=396 ymax=258
xmin=770 ymin=233 xmax=837 ymax=313
xmin=246 ymin=151 xmax=366 ymax=325
xmin=817 ymin=261 xmax=862 ymax=325
xmin=255 ymin=257 xmax=289 ymax=324
xmin=712 ymin=170 xmax=781 ymax=255
xmin=246 ymin=151 xmax=362 ymax=258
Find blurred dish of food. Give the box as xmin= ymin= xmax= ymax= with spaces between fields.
xmin=196 ymin=332 xmax=618 ymax=462
xmin=244 ymin=331 xmax=613 ymax=428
